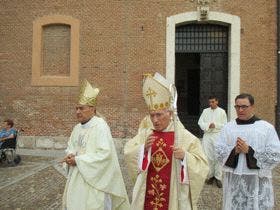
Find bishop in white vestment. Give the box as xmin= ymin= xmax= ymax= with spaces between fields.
xmin=62 ymin=80 xmax=130 ymax=210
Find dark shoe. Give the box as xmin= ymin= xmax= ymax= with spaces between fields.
xmin=205 ymin=177 xmax=215 ymax=185
xmin=216 ymin=179 xmax=222 ymax=188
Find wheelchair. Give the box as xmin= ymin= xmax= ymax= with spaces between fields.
xmin=0 ymin=129 xmax=22 ymax=166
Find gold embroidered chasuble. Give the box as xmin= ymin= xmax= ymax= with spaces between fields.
xmin=124 ymin=121 xmax=209 ymax=210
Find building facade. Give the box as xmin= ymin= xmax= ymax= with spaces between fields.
xmin=0 ymin=0 xmax=277 ymax=149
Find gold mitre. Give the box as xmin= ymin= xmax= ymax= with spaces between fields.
xmin=78 ymin=80 xmax=99 ymax=106
xmin=142 ymin=72 xmax=172 ymax=111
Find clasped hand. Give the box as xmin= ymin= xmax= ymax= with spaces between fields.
xmin=209 ymin=123 xmax=215 ymax=129
xmin=235 ymin=137 xmax=249 ymax=154
xmin=62 ymin=153 xmax=76 ymax=166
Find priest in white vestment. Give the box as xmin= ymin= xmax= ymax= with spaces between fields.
xmin=198 ymin=96 xmax=227 ymax=187
xmin=124 ymin=73 xmax=209 ymax=210
xmin=62 ymin=80 xmax=130 ymax=210
xmin=215 ymin=93 xmax=280 ymax=210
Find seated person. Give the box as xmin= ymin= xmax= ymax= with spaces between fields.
xmin=0 ymin=119 xmax=17 ymax=148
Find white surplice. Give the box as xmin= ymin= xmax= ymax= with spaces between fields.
xmin=215 ymin=119 xmax=280 ymax=210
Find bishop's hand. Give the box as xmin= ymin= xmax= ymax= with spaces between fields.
xmin=172 ymin=146 xmax=185 ymax=160
xmin=144 ymin=134 xmax=157 ymax=152
xmin=62 ymin=153 xmax=77 ymax=166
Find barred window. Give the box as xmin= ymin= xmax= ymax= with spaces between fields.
xmin=176 ymin=24 xmax=228 ymax=53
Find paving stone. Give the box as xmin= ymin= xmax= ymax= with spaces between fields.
xmin=0 ymin=155 xmax=279 ymax=209
xmin=0 ymin=156 xmax=65 ymax=210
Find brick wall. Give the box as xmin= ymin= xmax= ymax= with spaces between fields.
xmin=0 ymin=0 xmax=277 ymax=143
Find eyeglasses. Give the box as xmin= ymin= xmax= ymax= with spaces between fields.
xmin=234 ymin=105 xmax=250 ymax=110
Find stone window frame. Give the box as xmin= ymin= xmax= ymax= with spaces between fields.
xmin=32 ymin=15 xmax=80 ymax=86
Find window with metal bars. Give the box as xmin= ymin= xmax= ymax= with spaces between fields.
xmin=175 ymin=23 xmax=228 ymax=53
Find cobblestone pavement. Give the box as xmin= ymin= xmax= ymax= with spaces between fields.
xmin=0 ymin=153 xmax=279 ymax=210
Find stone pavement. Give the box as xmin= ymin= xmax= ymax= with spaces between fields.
xmin=0 ymin=150 xmax=279 ymax=210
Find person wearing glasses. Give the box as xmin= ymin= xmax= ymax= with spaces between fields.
xmin=215 ymin=93 xmax=280 ymax=210
xmin=198 ymin=96 xmax=227 ymax=188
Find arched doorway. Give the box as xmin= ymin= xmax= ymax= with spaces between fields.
xmin=175 ymin=23 xmax=228 ymax=137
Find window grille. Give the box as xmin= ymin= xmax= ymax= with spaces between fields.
xmin=175 ymin=24 xmax=228 ymax=53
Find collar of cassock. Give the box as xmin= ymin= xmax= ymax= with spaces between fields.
xmin=81 ymin=116 xmax=96 ymax=128
xmin=236 ymin=115 xmax=261 ymax=125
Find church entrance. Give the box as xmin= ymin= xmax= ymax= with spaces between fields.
xmin=175 ymin=23 xmax=228 ymax=137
